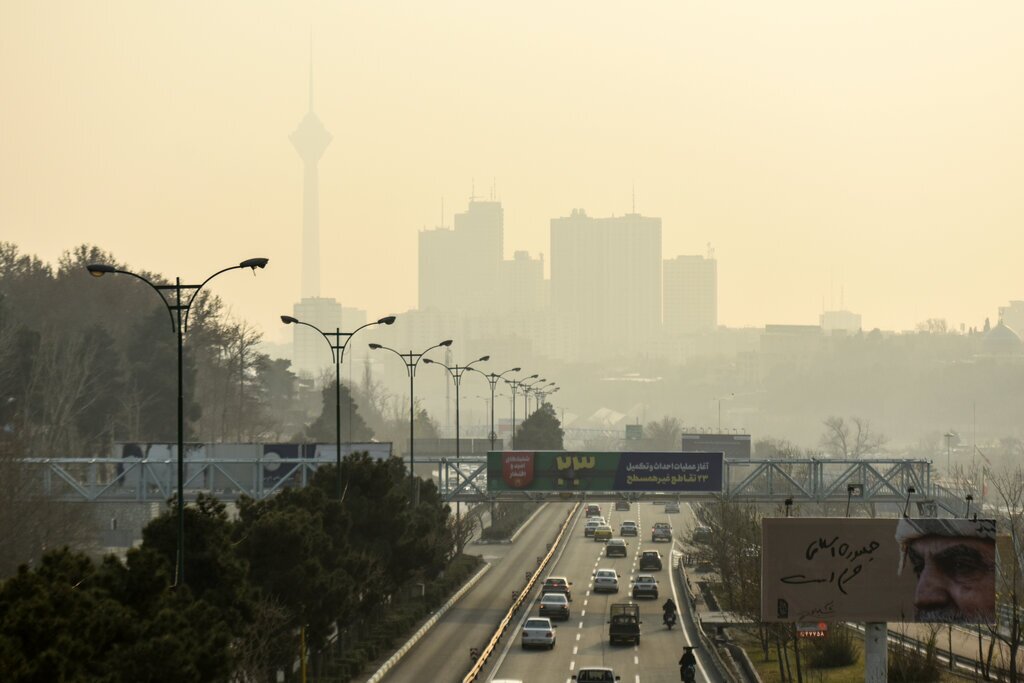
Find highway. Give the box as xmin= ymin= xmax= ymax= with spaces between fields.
xmin=484 ymin=501 xmax=725 ymax=683
xmin=370 ymin=502 xmax=572 ymax=682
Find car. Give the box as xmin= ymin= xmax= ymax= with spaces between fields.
xmin=608 ymin=603 xmax=641 ymax=646
xmin=521 ymin=617 xmax=557 ymax=649
xmin=639 ymin=550 xmax=663 ymax=571
xmin=539 ymin=593 xmax=570 ymax=620
xmin=593 ymin=568 xmax=619 ymax=593
xmin=572 ymin=668 xmax=621 ymax=682
xmin=605 ymin=538 xmax=628 ymax=557
xmin=542 ymin=576 xmax=573 ymax=601
xmin=692 ymin=525 xmax=713 ymax=543
xmin=631 ymin=574 xmax=659 ymax=599
xmin=652 ymin=522 xmax=672 ymax=543
xmin=619 ymin=520 xmax=638 ymax=536
xmin=593 ymin=525 xmax=613 ymax=542
xmin=585 ymin=504 xmax=602 ymax=517
xmin=665 ymin=501 xmax=680 ymax=514
xmin=614 ymin=501 xmax=630 ymax=511
xmin=584 ymin=519 xmax=601 ymax=537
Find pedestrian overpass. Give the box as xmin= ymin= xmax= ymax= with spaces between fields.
xmin=17 ymin=455 xmax=973 ymax=517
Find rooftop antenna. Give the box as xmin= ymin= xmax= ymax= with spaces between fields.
xmin=471 ymin=178 xmax=476 ymax=202
xmin=632 ymin=182 xmax=636 ymax=214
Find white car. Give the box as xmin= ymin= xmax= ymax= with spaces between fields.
xmin=521 ymin=617 xmax=556 ymax=649
xmin=619 ymin=520 xmax=638 ymax=536
xmin=584 ymin=519 xmax=602 ymax=537
xmin=665 ymin=501 xmax=680 ymax=513
xmin=593 ymin=568 xmax=619 ymax=593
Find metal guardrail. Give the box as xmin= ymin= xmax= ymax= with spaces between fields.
xmin=461 ymin=502 xmax=580 ymax=682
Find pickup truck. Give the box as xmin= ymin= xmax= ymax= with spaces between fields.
xmin=607 ymin=602 xmax=642 ymax=645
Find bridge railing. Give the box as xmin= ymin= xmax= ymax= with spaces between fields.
xmin=17 ymin=456 xmax=953 ymax=511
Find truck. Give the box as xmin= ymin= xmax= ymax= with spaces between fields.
xmin=607 ymin=603 xmax=642 ymax=645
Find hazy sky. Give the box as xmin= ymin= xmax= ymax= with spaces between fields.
xmin=3 ymin=2 xmax=1023 ymax=343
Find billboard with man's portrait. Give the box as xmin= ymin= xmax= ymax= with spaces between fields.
xmin=762 ymin=517 xmax=997 ymax=623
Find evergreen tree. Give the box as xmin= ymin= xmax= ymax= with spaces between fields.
xmin=515 ymin=402 xmax=564 ymax=450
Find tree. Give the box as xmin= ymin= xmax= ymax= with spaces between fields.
xmin=515 ymin=403 xmax=564 ymax=450
xmin=304 ymin=380 xmax=374 ymax=443
xmin=819 ymin=416 xmax=887 ymax=459
xmin=645 ymin=416 xmax=682 ymax=451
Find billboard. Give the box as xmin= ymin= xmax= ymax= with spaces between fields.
xmin=762 ymin=517 xmax=997 ymax=623
xmin=487 ymin=451 xmax=723 ymax=493
xmin=681 ymin=433 xmax=751 ymax=460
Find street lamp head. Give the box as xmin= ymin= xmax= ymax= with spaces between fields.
xmin=478 ymin=355 xmax=490 ymax=362
xmin=512 ymin=367 xmax=521 ymax=372
xmin=529 ymin=374 xmax=538 ymax=379
xmin=368 ymin=343 xmax=382 ymax=350
xmin=240 ymin=257 xmax=269 ymax=270
xmin=440 ymin=339 xmax=453 ymax=347
xmin=378 ymin=315 xmax=397 ymax=325
xmin=86 ymin=263 xmax=116 ymax=278
xmin=280 ymin=315 xmax=298 ymax=325
xmin=422 ymin=358 xmax=436 ymax=364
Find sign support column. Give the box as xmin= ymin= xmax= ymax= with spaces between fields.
xmin=864 ymin=622 xmax=887 ymax=682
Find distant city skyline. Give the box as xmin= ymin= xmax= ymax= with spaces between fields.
xmin=3 ymin=2 xmax=1023 ymax=342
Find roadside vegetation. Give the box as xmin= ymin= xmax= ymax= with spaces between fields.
xmin=0 ymin=457 xmax=474 ymax=683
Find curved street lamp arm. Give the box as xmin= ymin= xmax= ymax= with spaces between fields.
xmin=289 ymin=318 xmax=337 ymax=361
xmin=183 ymin=260 xmax=267 ymax=332
xmin=101 ymin=268 xmax=177 ymax=333
xmin=337 ymin=317 xmax=393 ymax=365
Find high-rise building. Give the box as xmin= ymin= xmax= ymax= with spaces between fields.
xmin=550 ymin=209 xmax=661 ymax=354
xmin=291 ymin=297 xmax=341 ymax=378
xmin=499 ymin=250 xmax=545 ymax=313
xmin=663 ymin=254 xmax=717 ymax=335
xmin=289 ymin=48 xmax=342 ymax=378
xmin=819 ymin=309 xmax=862 ymax=335
xmin=418 ymin=198 xmax=503 ymax=313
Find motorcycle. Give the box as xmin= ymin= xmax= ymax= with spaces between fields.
xmin=682 ymin=663 xmax=696 ymax=683
xmin=663 ymin=610 xmax=677 ymax=630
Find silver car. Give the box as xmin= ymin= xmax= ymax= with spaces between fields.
xmin=593 ymin=568 xmax=619 ymax=593
xmin=521 ymin=617 xmax=556 ymax=649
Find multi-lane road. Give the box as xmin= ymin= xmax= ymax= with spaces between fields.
xmin=369 ymin=500 xmax=728 ymax=682
xmin=485 ymin=501 xmax=724 ymax=683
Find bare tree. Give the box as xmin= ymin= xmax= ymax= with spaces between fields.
xmin=645 ymin=416 xmax=682 ymax=451
xmin=987 ymin=466 xmax=1024 ymax=681
xmin=819 ymin=416 xmax=887 ymax=459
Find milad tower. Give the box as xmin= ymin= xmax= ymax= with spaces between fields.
xmin=289 ymin=48 xmax=347 ymax=378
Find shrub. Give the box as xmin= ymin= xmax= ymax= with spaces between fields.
xmin=888 ymin=629 xmax=941 ymax=683
xmin=805 ymin=625 xmax=857 ymax=668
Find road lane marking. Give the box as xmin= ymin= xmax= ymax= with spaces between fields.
xmin=578 ymin=620 xmax=584 ymax=628
xmin=581 ymin=610 xmax=586 ymax=617
xmin=573 ymin=646 xmax=578 ymax=655
xmin=634 ymin=655 xmax=639 ymax=664
xmin=576 ymin=633 xmax=580 ymax=641
xmin=569 ymin=660 xmax=575 ymax=671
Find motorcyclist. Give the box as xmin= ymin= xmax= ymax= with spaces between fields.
xmin=679 ymin=646 xmax=697 ymax=682
xmin=662 ymin=597 xmax=678 ymax=626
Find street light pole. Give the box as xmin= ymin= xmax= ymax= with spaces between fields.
xmin=521 ymin=377 xmax=546 ymax=421
xmin=467 ymin=367 xmax=520 ymax=450
xmin=281 ymin=314 xmax=396 ymax=500
xmin=369 ymin=340 xmax=453 ymax=506
xmin=944 ymin=431 xmax=956 ymax=474
xmin=86 ymin=257 xmax=269 ymax=588
xmin=423 ymin=354 xmax=489 ymax=551
xmin=505 ymin=374 xmax=537 ymax=449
